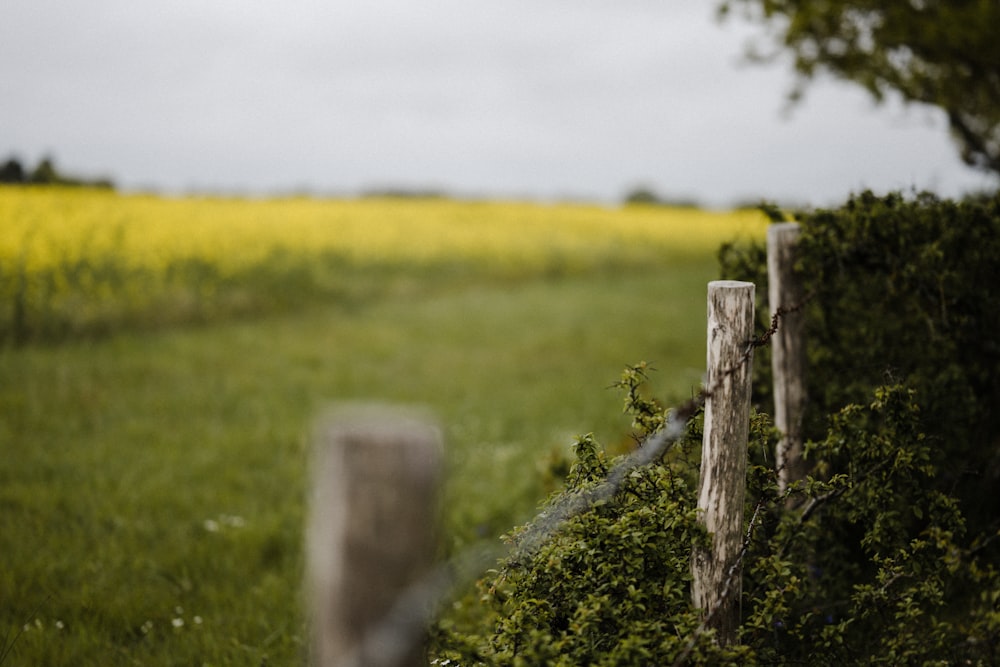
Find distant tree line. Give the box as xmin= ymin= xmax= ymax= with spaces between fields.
xmin=0 ymin=154 xmax=114 ymax=189
xmin=622 ymin=185 xmax=702 ymax=208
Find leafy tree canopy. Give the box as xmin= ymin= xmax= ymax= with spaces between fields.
xmin=718 ymin=0 xmax=1000 ymax=174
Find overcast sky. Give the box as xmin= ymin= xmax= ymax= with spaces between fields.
xmin=3 ymin=0 xmax=997 ymax=208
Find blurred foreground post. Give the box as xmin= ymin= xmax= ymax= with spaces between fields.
xmin=692 ymin=281 xmax=754 ymax=646
xmin=767 ymin=222 xmax=807 ymax=499
xmin=307 ymin=406 xmax=442 ymax=667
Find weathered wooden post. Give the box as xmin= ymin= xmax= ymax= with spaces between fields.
xmin=767 ymin=222 xmax=807 ymax=498
xmin=692 ymin=280 xmax=755 ymax=646
xmin=307 ymin=405 xmax=443 ymax=667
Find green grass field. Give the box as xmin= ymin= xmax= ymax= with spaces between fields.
xmin=0 ymin=195 xmax=764 ymax=664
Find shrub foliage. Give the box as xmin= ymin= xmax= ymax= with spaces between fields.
xmin=720 ymin=190 xmax=1000 ymax=524
xmin=434 ymin=191 xmax=1000 ymax=665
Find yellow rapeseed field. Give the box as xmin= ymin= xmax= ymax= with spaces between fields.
xmin=0 ymin=186 xmax=767 ymax=342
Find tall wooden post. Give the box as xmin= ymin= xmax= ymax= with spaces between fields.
xmin=767 ymin=223 xmax=807 ymax=498
xmin=307 ymin=406 xmax=443 ymax=667
xmin=693 ymin=280 xmax=754 ymax=646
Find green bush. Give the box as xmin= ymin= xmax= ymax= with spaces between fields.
xmin=432 ymin=366 xmax=752 ymax=665
xmin=433 ymin=191 xmax=1000 ymax=664
xmin=720 ymin=190 xmax=1000 ymax=526
xmin=434 ymin=377 xmax=1000 ymax=664
xmin=740 ymin=385 xmax=997 ymax=664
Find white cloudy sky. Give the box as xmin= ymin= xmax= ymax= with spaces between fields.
xmin=3 ymin=0 xmax=996 ymax=207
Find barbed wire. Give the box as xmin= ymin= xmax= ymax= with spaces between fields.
xmin=340 ymin=295 xmax=814 ymax=665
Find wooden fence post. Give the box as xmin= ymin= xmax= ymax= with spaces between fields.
xmin=692 ymin=280 xmax=755 ymax=646
xmin=306 ymin=406 xmax=443 ymax=667
xmin=767 ymin=222 xmax=807 ymax=498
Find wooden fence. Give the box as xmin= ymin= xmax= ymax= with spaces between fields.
xmin=305 ymin=223 xmax=805 ymax=664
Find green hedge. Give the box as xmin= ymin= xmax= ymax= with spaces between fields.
xmin=720 ymin=190 xmax=1000 ymax=526
xmin=432 ymin=191 xmax=1000 ymax=665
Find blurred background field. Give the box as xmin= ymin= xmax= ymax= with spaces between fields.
xmin=0 ymin=188 xmax=765 ymax=664
xmin=0 ymin=187 xmax=762 ymax=345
